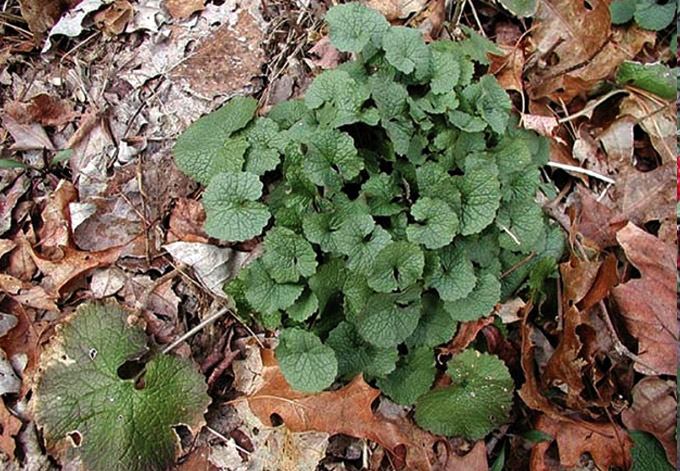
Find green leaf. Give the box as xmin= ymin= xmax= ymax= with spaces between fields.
xmin=33 ymin=302 xmax=209 ymax=471
xmin=497 ymin=199 xmax=545 ymax=252
xmin=610 ymin=0 xmax=636 ymax=23
xmin=521 ymin=430 xmax=554 ymax=443
xmin=369 ymin=74 xmax=409 ymax=120
xmin=305 ymin=69 xmax=371 ymax=128
xmin=427 ymin=244 xmax=476 ymax=302
xmin=444 ymin=270 xmax=501 ymax=321
xmin=361 ymin=173 xmax=404 ymax=216
xmin=173 ymin=96 xmax=256 ymax=184
xmin=309 ymin=258 xmax=348 ymax=314
xmin=325 ymin=3 xmax=389 ymax=53
xmin=406 ymin=197 xmax=460 ymax=250
xmin=50 ymin=149 xmax=74 ymax=166
xmin=459 ymin=25 xmax=502 ymax=65
xmin=629 ymin=431 xmax=674 ymax=471
xmin=244 ymin=260 xmax=304 ymax=314
xmin=356 ymin=287 xmax=423 ymax=347
xmin=262 ymin=227 xmax=318 ymax=283
xmin=335 ymin=214 xmax=392 ymax=275
xmin=407 ymin=293 xmax=458 ymax=348
xmin=415 ymin=349 xmax=513 ymax=439
xmin=276 ymin=328 xmax=337 ymax=392
xmin=633 ymin=0 xmax=676 ymax=30
xmin=303 ymin=128 xmax=363 ymax=189
xmin=616 ymin=61 xmax=676 ymax=100
xmin=382 ymin=26 xmax=431 ymax=76
xmin=0 ymin=159 xmax=30 ymax=170
xmin=202 ymin=171 xmax=270 ymax=242
xmin=478 ymin=75 xmax=512 ymax=134
xmin=286 ymin=289 xmax=319 ymax=322
xmin=448 ymin=110 xmax=488 ymax=132
xmin=498 ymin=0 xmax=538 ymax=16
xmin=429 ymin=42 xmax=461 ymax=95
xmin=326 ymin=321 xmax=398 ymax=379
xmin=458 ymin=158 xmax=501 ymax=236
xmin=245 ymin=117 xmax=286 ymax=175
xmin=378 ymin=347 xmax=436 ymax=405
xmin=368 ymin=241 xmax=425 ymax=293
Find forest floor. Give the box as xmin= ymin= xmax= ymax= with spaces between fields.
xmin=0 ymin=0 xmax=677 ymax=470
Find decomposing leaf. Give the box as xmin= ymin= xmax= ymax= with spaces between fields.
xmin=37 ymin=180 xmax=78 ymax=259
xmin=614 ymin=160 xmax=676 ymax=228
xmin=28 ymin=217 xmax=126 ymax=297
xmin=611 ymin=223 xmax=677 ymax=375
xmin=246 ymin=349 xmax=481 ymax=471
xmin=18 ymin=0 xmax=81 ymax=36
xmin=166 ymin=198 xmax=207 ymax=243
xmin=1 ymin=110 xmax=54 ymax=151
xmin=619 ymin=93 xmax=675 ymax=163
xmin=526 ymin=0 xmax=655 ymax=103
xmin=599 ymin=115 xmax=635 ymax=164
xmin=622 ymin=377 xmax=677 ymax=465
xmin=94 ymin=0 xmax=133 ymax=35
xmin=43 ymin=0 xmax=115 ymax=53
xmin=33 ymin=301 xmax=210 ymax=471
xmin=164 ymin=0 xmax=206 ymax=20
xmin=0 ymin=401 xmax=22 ymax=458
xmin=0 ymin=176 xmax=29 ymax=236
xmin=365 ymin=0 xmax=428 ymax=20
xmin=4 ymin=94 xmax=77 ymax=128
xmin=164 ymin=241 xmax=258 ymax=298
xmin=529 ymin=415 xmax=632 ymax=470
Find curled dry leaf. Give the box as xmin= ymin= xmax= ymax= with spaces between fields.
xmin=0 ymin=176 xmax=29 ymax=236
xmin=17 ymin=0 xmax=82 ymax=36
xmin=37 ymin=180 xmax=78 ymax=259
xmin=245 ymin=349 xmax=486 ymax=471
xmin=521 ymin=114 xmax=559 ymax=138
xmin=541 ymin=255 xmax=618 ymax=410
xmin=611 ymin=223 xmax=677 ymax=375
xmin=365 ymin=0 xmax=428 ymax=20
xmin=622 ymin=377 xmax=677 ymax=466
xmin=0 ymin=401 xmax=22 ymax=458
xmin=529 ymin=415 xmax=632 ymax=471
xmin=440 ymin=316 xmax=495 ymax=355
xmin=489 ymin=45 xmax=525 ymax=94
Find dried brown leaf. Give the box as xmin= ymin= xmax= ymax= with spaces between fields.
xmin=164 ymin=0 xmax=206 ymax=20
xmin=94 ymin=0 xmax=133 ymax=36
xmin=611 ymin=223 xmax=677 ymax=375
xmin=622 ymin=377 xmax=677 ymax=465
xmin=529 ymin=415 xmax=632 ymax=471
xmin=18 ymin=0 xmax=82 ymax=36
xmin=246 ymin=349 xmax=485 ymax=471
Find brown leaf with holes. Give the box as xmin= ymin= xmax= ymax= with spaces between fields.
xmin=164 ymin=0 xmax=206 ymax=20
xmin=246 ymin=349 xmax=484 ymax=471
xmin=622 ymin=377 xmax=677 ymax=466
xmin=611 ymin=223 xmax=677 ymax=375
xmin=529 ymin=415 xmax=632 ymax=471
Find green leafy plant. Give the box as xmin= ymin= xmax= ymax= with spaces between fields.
xmin=173 ymin=3 xmax=563 ymax=439
xmin=610 ymin=0 xmax=676 ymax=31
xmin=32 ymin=302 xmax=210 ymax=471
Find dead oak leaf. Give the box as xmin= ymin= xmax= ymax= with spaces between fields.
xmin=622 ymin=377 xmax=677 ymax=466
xmin=529 ymin=415 xmax=632 ymax=471
xmin=246 ymin=349 xmax=484 ymax=471
xmin=611 ymin=223 xmax=677 ymax=375
xmin=27 ymin=240 xmax=126 ymax=298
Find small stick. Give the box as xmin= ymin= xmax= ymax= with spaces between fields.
xmin=546 ymin=161 xmax=616 ymax=185
xmin=206 ymin=426 xmax=252 ymax=455
xmin=162 ymin=307 xmax=230 ymax=354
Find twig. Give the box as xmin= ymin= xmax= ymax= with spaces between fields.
xmin=597 ymin=301 xmax=661 ymax=375
xmin=162 ymin=307 xmax=231 ymax=354
xmin=557 ymin=89 xmax=629 ymax=124
xmin=206 ymin=426 xmax=252 ymax=455
xmin=546 ymin=161 xmax=616 ymax=185
xmin=466 ymin=0 xmax=486 ymax=37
